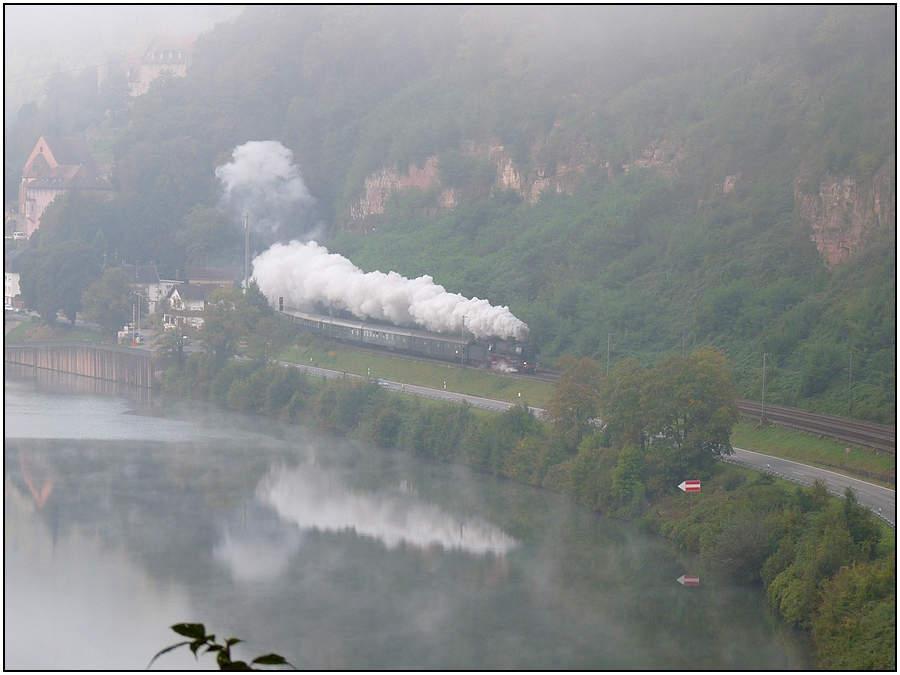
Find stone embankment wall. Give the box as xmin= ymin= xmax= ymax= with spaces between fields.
xmin=5 ymin=343 xmax=158 ymax=388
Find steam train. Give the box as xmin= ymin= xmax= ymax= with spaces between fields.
xmin=279 ymin=306 xmax=538 ymax=373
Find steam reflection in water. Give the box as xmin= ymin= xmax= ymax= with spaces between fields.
xmin=257 ymin=462 xmax=518 ymax=555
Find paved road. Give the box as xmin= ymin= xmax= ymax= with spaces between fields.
xmin=279 ymin=361 xmax=899 ymax=526
xmin=727 ymin=447 xmax=895 ymax=527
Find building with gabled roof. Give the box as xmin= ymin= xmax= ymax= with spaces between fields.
xmin=184 ymin=266 xmax=243 ymax=287
xmin=120 ymin=263 xmax=182 ymax=314
xmin=17 ymin=136 xmax=114 ymax=237
xmin=120 ymin=35 xmax=194 ymax=97
xmin=163 ymin=283 xmax=214 ymax=331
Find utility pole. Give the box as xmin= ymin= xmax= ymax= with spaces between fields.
xmin=607 ymin=332 xmax=615 ymax=376
xmin=243 ymin=213 xmax=250 ymax=294
xmin=461 ymin=321 xmax=465 ymax=368
xmin=760 ymin=352 xmax=768 ymax=426
xmin=848 ymin=349 xmax=852 ymax=417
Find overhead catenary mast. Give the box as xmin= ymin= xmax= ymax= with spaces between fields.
xmin=243 ymin=213 xmax=249 ymax=294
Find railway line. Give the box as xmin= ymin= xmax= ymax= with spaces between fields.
xmin=525 ymin=369 xmax=894 ymax=455
xmin=529 ymin=371 xmax=894 ymax=455
xmin=735 ymin=400 xmax=895 ymax=455
xmin=292 ymin=317 xmax=894 ymax=455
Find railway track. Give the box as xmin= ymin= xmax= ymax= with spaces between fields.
xmin=514 ymin=370 xmax=895 ymax=455
xmin=736 ymin=400 xmax=895 ymax=455
xmin=303 ymin=336 xmax=895 ymax=454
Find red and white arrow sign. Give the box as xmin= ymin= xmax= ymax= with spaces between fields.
xmin=678 ymin=480 xmax=701 ymax=492
xmin=677 ymin=574 xmax=700 ymax=586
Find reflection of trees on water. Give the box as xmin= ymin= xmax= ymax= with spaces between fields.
xmin=4 ymin=429 xmax=811 ymax=670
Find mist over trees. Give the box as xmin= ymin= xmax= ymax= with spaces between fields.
xmin=5 ymin=5 xmax=894 ymax=421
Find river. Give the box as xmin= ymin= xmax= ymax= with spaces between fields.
xmin=4 ymin=366 xmax=811 ymax=669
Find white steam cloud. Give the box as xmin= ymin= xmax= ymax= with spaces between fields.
xmin=215 ymin=140 xmax=315 ymax=231
xmin=218 ymin=139 xmax=529 ymax=341
xmin=253 ymin=240 xmax=530 ymax=341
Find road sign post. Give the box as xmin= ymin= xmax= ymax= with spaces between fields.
xmin=678 ymin=480 xmax=700 ymax=509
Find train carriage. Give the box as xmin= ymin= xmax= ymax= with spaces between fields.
xmin=280 ymin=306 xmax=535 ymax=372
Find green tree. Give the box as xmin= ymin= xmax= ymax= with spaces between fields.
xmin=602 ymin=358 xmax=648 ymax=447
xmin=175 ymin=206 xmax=243 ymax=267
xmin=80 ymin=267 xmax=136 ymax=336
xmin=641 ymin=348 xmax=738 ymax=483
xmin=157 ymin=328 xmax=189 ymax=365
xmin=199 ymin=285 xmax=267 ymax=362
xmin=546 ymin=355 xmax=604 ymax=448
xmin=19 ymin=240 xmax=101 ymax=324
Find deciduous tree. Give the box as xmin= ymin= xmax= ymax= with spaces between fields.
xmin=546 ymin=355 xmax=604 ymax=449
xmin=81 ymin=267 xmax=136 ymax=336
xmin=19 ymin=240 xmax=101 ymax=324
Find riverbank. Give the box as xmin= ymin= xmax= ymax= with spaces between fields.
xmin=155 ymin=351 xmax=894 ymax=670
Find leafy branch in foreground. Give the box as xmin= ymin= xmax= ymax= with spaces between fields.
xmin=147 ymin=623 xmax=294 ymax=671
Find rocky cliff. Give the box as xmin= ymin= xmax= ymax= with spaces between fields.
xmin=797 ymin=161 xmax=895 ymax=268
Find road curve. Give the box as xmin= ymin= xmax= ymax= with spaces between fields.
xmin=726 ymin=447 xmax=894 ymax=527
xmin=279 ymin=361 xmax=895 ymax=527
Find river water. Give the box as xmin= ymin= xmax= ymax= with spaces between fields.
xmin=4 ymin=366 xmax=811 ymax=670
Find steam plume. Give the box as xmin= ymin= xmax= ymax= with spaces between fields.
xmin=215 ymin=140 xmax=315 ymax=234
xmin=253 ymin=240 xmax=529 ymax=341
xmin=218 ymin=140 xmax=529 ymax=340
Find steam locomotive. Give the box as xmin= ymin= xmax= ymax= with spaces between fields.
xmin=279 ymin=305 xmax=538 ymax=373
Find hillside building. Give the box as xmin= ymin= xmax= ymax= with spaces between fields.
xmin=118 ymin=35 xmax=194 ymax=97
xmin=17 ymin=136 xmax=113 ymax=237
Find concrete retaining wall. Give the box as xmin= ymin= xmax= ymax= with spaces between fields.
xmin=5 ymin=343 xmax=157 ymax=388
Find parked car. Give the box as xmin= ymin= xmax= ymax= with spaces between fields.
xmin=13 ymin=232 xmax=27 ymax=241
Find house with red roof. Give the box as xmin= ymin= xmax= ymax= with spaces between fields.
xmin=17 ymin=136 xmax=114 ymax=237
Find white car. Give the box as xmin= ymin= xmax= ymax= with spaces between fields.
xmin=12 ymin=232 xmax=27 ymax=241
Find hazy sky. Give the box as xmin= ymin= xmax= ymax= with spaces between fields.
xmin=4 ymin=5 xmax=243 ymax=114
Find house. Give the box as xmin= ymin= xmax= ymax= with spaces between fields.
xmin=120 ymin=263 xmax=181 ymax=315
xmin=4 ymin=247 xmax=26 ymax=308
xmin=120 ymin=35 xmax=194 ymax=97
xmin=163 ymin=283 xmax=211 ymax=330
xmin=184 ymin=266 xmax=243 ymax=287
xmin=17 ymin=136 xmax=114 ymax=236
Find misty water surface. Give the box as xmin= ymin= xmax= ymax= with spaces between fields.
xmin=4 ymin=368 xmax=811 ymax=670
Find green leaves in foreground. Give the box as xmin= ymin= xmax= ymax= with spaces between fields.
xmin=147 ymin=623 xmax=294 ymax=671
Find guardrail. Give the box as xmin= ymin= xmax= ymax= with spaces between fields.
xmin=721 ymin=455 xmax=893 ymax=528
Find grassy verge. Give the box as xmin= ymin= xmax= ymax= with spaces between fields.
xmin=278 ymin=340 xmax=555 ymax=407
xmin=5 ymin=317 xmax=105 ymax=344
xmin=730 ymin=421 xmax=896 ymax=488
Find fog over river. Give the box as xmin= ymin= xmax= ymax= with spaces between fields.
xmin=4 ymin=368 xmax=811 ymax=670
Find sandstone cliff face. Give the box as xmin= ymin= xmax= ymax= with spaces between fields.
xmin=349 ymin=157 xmax=458 ymax=221
xmin=797 ymin=162 xmax=895 ymax=268
xmin=349 ymin=138 xmax=676 ymax=220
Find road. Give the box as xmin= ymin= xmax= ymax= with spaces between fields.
xmin=280 ymin=361 xmax=895 ymax=527
xmin=727 ymin=447 xmax=895 ymax=527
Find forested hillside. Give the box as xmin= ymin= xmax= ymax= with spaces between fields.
xmin=6 ymin=6 xmax=895 ymax=422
